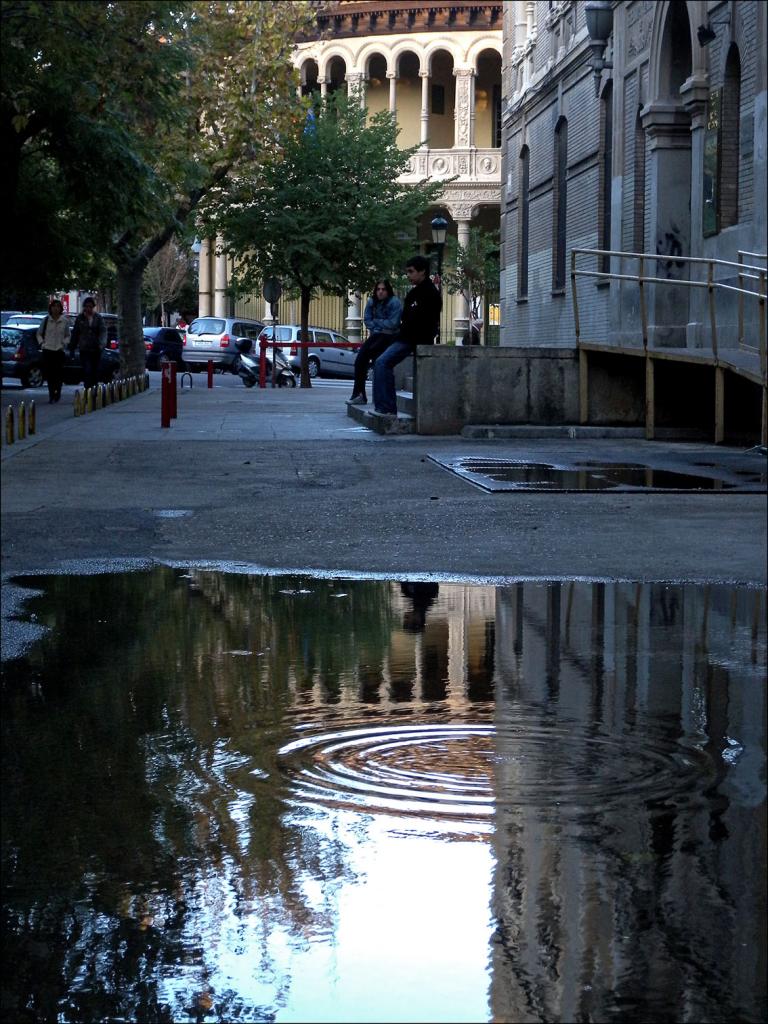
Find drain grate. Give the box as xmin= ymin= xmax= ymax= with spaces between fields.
xmin=429 ymin=457 xmax=768 ymax=493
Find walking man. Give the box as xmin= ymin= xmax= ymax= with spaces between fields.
xmin=372 ymin=255 xmax=441 ymax=417
xmin=69 ymin=297 xmax=106 ymax=391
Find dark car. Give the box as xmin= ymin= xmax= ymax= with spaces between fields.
xmin=1 ymin=325 xmax=44 ymax=387
xmin=143 ymin=326 xmax=185 ymax=370
xmin=2 ymin=325 xmax=122 ymax=389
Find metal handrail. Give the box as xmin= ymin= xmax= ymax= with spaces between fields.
xmin=573 ymin=246 xmax=767 ymax=275
xmin=570 ymin=248 xmax=766 ymax=379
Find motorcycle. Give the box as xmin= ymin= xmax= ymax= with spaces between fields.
xmin=232 ymin=337 xmax=297 ymax=388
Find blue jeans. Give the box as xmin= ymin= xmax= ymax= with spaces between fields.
xmin=372 ymin=340 xmax=412 ymax=414
xmin=80 ymin=349 xmax=102 ymax=390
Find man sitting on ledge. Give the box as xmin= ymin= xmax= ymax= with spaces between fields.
xmin=372 ymin=254 xmax=442 ymax=417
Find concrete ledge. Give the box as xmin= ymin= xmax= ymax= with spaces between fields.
xmin=461 ymin=425 xmax=711 ymax=440
xmin=415 ymin=345 xmax=580 ymax=435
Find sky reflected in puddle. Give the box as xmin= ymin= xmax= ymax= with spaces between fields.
xmin=1 ymin=570 xmax=765 ymax=1023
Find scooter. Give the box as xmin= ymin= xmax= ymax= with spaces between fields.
xmin=232 ymin=337 xmax=297 ymax=388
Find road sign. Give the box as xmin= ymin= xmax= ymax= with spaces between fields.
xmin=263 ymin=277 xmax=282 ymax=304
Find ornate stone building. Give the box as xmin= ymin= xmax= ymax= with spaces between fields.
xmin=198 ymin=1 xmax=503 ymax=345
xmin=499 ymin=1 xmax=767 ymax=441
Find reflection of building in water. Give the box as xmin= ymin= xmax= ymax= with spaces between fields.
xmin=490 ymin=582 xmax=766 ymax=1023
xmin=273 ymin=580 xmax=498 ymax=713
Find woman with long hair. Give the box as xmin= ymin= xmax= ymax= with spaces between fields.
xmin=348 ymin=279 xmax=402 ymax=405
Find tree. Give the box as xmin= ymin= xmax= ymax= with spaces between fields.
xmin=443 ymin=226 xmax=500 ymax=341
xmin=144 ymin=240 xmax=193 ymax=325
xmin=2 ymin=1 xmax=313 ymax=373
xmin=202 ymin=92 xmax=446 ymax=386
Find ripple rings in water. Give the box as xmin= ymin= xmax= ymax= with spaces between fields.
xmin=277 ymin=721 xmax=715 ymax=820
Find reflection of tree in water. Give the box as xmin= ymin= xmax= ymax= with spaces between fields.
xmin=1 ymin=568 xmax=396 ymax=1022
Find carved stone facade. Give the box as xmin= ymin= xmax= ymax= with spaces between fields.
xmin=500 ymin=1 xmax=767 ymax=356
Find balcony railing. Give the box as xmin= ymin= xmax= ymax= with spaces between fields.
xmin=398 ymin=147 xmax=501 ymax=184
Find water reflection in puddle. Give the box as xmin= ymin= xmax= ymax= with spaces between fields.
xmin=1 ymin=570 xmax=765 ymax=1023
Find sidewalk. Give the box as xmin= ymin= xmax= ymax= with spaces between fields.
xmin=1 ymin=378 xmax=766 ymax=584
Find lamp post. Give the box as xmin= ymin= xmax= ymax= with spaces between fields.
xmin=585 ymin=0 xmax=614 ymax=97
xmin=431 ymin=214 xmax=448 ymax=344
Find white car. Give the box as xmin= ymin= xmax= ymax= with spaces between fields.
xmin=260 ymin=324 xmax=359 ymax=379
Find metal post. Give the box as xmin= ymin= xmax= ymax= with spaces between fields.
xmin=18 ymin=402 xmax=26 ymax=439
xmin=737 ymin=251 xmax=744 ymax=348
xmin=5 ymin=406 xmax=13 ymax=444
xmin=207 ymin=359 xmax=214 ymax=389
xmin=707 ymin=260 xmax=718 ymax=363
xmin=28 ymin=400 xmax=35 ymax=435
xmin=161 ymin=363 xmax=171 ymax=427
xmin=638 ymin=255 xmax=648 ymax=351
xmin=259 ymin=340 xmax=267 ymax=388
xmin=435 ymin=244 xmax=444 ymax=344
xmin=570 ymin=250 xmax=581 ymax=344
xmin=170 ymin=363 xmax=177 ymax=418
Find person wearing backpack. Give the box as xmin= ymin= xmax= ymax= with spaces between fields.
xmin=36 ymin=299 xmax=70 ymax=403
xmin=69 ymin=296 xmax=107 ymax=391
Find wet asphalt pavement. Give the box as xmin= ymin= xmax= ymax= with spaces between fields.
xmin=1 ymin=373 xmax=766 ymax=587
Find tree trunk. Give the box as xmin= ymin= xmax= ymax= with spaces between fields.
xmin=299 ymin=285 xmax=312 ymax=388
xmin=116 ymin=262 xmax=147 ymax=377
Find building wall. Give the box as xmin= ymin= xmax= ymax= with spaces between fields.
xmin=500 ymin=1 xmax=768 ymax=353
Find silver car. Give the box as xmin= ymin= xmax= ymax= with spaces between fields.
xmin=185 ymin=316 xmax=265 ymax=372
xmin=261 ymin=324 xmax=359 ymax=379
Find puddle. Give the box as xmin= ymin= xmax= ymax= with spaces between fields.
xmin=1 ymin=569 xmax=765 ymax=1023
xmin=430 ymin=456 xmax=768 ymax=492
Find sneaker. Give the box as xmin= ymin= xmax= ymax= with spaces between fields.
xmin=348 ymin=395 xmax=367 ymax=406
xmin=374 ymin=408 xmax=396 ymax=418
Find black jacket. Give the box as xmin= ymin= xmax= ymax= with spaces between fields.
xmin=399 ymin=277 xmax=442 ymax=348
xmin=70 ymin=312 xmax=106 ymax=353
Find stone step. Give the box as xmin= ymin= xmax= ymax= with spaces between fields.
xmin=396 ymin=389 xmax=414 ymax=417
xmin=345 ymin=401 xmax=415 ymax=434
xmin=461 ymin=424 xmax=711 ymax=440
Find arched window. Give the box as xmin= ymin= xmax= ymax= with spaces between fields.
xmin=598 ymin=84 xmax=613 ymax=272
xmin=633 ymin=109 xmax=646 ymax=251
xmin=552 ymin=117 xmax=568 ymax=292
xmin=719 ymin=44 xmax=741 ymax=229
xmin=518 ymin=146 xmax=530 ymax=300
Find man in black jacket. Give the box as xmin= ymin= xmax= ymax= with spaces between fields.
xmin=372 ymin=255 xmax=442 ymax=416
xmin=69 ymin=296 xmax=107 ymax=391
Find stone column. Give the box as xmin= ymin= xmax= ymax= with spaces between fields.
xmin=346 ymin=71 xmax=365 ymax=107
xmin=213 ymin=238 xmax=228 ymax=318
xmin=345 ymin=290 xmax=362 ymax=342
xmin=454 ymin=69 xmax=474 ymax=149
xmin=387 ymin=72 xmax=397 ymax=114
xmin=318 ymin=76 xmax=327 ymax=99
xmin=681 ymin=76 xmax=710 ymax=346
xmin=420 ymin=71 xmax=430 ymax=147
xmin=640 ymin=103 xmax=693 ymax=346
xmin=454 ymin=219 xmax=472 ymax=344
xmin=198 ymin=238 xmax=212 ymax=317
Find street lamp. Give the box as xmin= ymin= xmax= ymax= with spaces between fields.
xmin=585 ymin=0 xmax=614 ymax=97
xmin=430 ymin=214 xmax=448 ymax=343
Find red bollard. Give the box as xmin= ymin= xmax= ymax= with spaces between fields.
xmin=259 ymin=341 xmax=267 ymax=389
xmin=161 ymin=363 xmax=172 ymax=428
xmin=170 ymin=362 xmax=177 ymax=419
xmin=207 ymin=359 xmax=214 ymax=389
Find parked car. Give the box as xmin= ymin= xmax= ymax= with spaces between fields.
xmin=261 ymin=324 xmax=359 ymax=379
xmin=184 ymin=316 xmax=265 ymax=372
xmin=4 ymin=313 xmax=46 ymax=329
xmin=1 ymin=325 xmax=122 ymax=389
xmin=142 ymin=326 xmax=185 ymax=370
xmin=1 ymin=326 xmax=44 ymax=387
xmin=1 ymin=310 xmax=23 ymax=325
